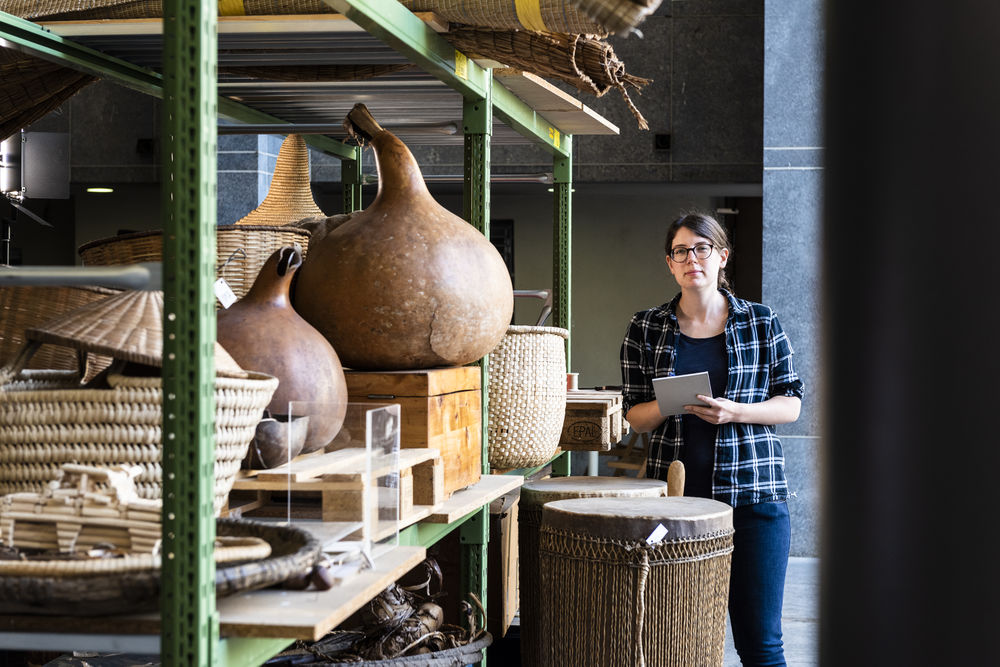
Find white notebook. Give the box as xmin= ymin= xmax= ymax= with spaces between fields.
xmin=652 ymin=372 xmax=713 ymax=416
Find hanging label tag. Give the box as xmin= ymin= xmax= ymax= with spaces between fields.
xmin=214 ymin=278 xmax=238 ymax=309
xmin=646 ymin=523 xmax=668 ymax=545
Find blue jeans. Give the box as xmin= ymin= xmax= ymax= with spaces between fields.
xmin=729 ymin=500 xmax=791 ymax=667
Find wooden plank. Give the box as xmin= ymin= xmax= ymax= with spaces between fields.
xmin=216 ymin=545 xmax=426 ymax=640
xmin=231 ymin=478 xmax=364 ymax=492
xmin=256 ymin=449 xmax=369 ymax=483
xmin=425 ymin=475 xmax=523 ymax=524
xmin=344 ymin=366 xmax=480 ymax=398
xmin=494 ymin=69 xmax=620 ymax=136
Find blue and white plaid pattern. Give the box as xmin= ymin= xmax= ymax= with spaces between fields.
xmin=620 ymin=290 xmax=804 ymax=507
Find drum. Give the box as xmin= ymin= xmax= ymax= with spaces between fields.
xmin=519 ymin=477 xmax=667 ymax=666
xmin=538 ymin=496 xmax=734 ymax=667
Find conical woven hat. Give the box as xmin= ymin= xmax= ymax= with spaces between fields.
xmin=26 ymin=290 xmax=243 ymax=373
xmin=234 ymin=134 xmax=325 ymax=226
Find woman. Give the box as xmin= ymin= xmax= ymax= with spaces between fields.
xmin=620 ymin=212 xmax=803 ymax=667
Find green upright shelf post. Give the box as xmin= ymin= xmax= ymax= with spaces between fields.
xmin=463 ymin=81 xmax=493 ymax=475
xmin=161 ymin=0 xmax=219 ymax=664
xmin=552 ymin=142 xmax=573 ymax=478
xmin=342 ymin=145 xmax=364 ymax=214
xmin=462 ymin=77 xmax=492 ymax=666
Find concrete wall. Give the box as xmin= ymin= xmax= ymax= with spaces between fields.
xmin=763 ymin=0 xmax=824 ymax=557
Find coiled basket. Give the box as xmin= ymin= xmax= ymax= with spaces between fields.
xmin=0 ymin=369 xmax=278 ymax=516
xmin=78 ymin=225 xmax=312 ymax=303
xmin=487 ymin=325 xmax=568 ymax=469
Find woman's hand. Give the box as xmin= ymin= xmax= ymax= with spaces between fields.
xmin=685 ymin=395 xmax=742 ymax=425
xmin=685 ymin=395 xmax=801 ymax=426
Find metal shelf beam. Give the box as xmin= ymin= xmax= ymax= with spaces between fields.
xmin=0 ymin=9 xmax=355 ymax=160
xmin=324 ymin=0 xmax=569 ymax=157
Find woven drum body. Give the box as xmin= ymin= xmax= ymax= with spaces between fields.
xmin=77 ymin=225 xmax=312 ymax=303
xmin=487 ymin=325 xmax=568 ymax=469
xmin=519 ymin=477 xmax=667 ymax=667
xmin=539 ymin=497 xmax=734 ymax=667
xmin=0 ymin=370 xmax=278 ymax=515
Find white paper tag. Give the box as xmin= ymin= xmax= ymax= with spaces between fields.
xmin=214 ymin=278 xmax=238 ymax=309
xmin=646 ymin=523 xmax=668 ymax=545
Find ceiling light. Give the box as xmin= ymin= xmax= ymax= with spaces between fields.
xmin=86 ymin=187 xmax=114 ymax=194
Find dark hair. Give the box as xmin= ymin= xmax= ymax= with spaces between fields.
xmin=664 ymin=212 xmax=733 ymax=293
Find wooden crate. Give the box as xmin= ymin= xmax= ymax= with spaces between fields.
xmin=344 ymin=367 xmax=482 ymax=496
xmin=558 ymin=389 xmax=624 ymax=451
xmin=225 ymin=448 xmax=444 ymax=533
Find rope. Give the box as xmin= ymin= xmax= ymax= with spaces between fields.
xmin=635 ymin=548 xmax=650 ymax=667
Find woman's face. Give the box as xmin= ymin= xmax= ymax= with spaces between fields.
xmin=665 ymin=226 xmax=729 ymax=290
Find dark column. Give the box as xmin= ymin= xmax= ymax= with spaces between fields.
xmin=823 ymin=2 xmax=1000 ymax=664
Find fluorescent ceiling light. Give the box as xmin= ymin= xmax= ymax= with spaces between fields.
xmin=86 ymin=187 xmax=114 ymax=193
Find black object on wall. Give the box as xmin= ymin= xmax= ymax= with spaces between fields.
xmin=823 ymin=2 xmax=1000 ymax=665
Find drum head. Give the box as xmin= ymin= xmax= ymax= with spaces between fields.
xmin=521 ymin=476 xmax=666 ymax=506
xmin=541 ymin=496 xmax=733 ymax=542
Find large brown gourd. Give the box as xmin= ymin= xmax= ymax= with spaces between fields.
xmin=293 ymin=104 xmax=513 ymax=370
xmin=218 ymin=245 xmax=348 ymax=455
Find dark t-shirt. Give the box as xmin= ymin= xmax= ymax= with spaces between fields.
xmin=673 ymin=332 xmax=728 ymax=499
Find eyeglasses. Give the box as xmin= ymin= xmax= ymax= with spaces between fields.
xmin=668 ymin=243 xmax=715 ymax=263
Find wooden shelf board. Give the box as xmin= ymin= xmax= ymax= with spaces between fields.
xmin=0 ymin=545 xmax=425 ymax=641
xmin=424 ymin=474 xmax=523 ymax=523
xmin=216 ymin=544 xmax=426 ymax=640
xmin=558 ymin=441 xmax=614 ymax=452
xmin=494 ymin=69 xmax=619 ymax=136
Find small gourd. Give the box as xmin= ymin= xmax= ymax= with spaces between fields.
xmin=218 ymin=245 xmax=347 ymax=457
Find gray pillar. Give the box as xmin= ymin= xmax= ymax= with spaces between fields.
xmin=824 ymin=2 xmax=1000 ymax=664
xmin=763 ymin=0 xmax=824 ymax=557
xmin=216 ymin=133 xmax=283 ymax=225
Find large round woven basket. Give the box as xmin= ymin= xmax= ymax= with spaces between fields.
xmin=0 ymin=518 xmax=322 ymax=616
xmin=0 ymin=285 xmax=118 ymax=372
xmin=77 ymin=225 xmax=312 ymax=302
xmin=0 ymin=369 xmax=278 ymax=516
xmin=487 ymin=325 xmax=568 ymax=470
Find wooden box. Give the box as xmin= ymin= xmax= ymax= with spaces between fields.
xmin=488 ymin=490 xmax=520 ymax=638
xmin=558 ymin=389 xmax=624 ymax=451
xmin=344 ymin=367 xmax=482 ymax=496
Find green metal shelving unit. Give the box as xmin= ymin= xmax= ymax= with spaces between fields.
xmin=0 ymin=1 xmax=578 ymax=664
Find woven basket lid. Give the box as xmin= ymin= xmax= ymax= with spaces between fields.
xmin=521 ymin=476 xmax=666 ymax=507
xmin=234 ymin=134 xmax=325 ymax=226
xmin=25 ymin=290 xmax=243 ymax=373
xmin=541 ymin=496 xmax=733 ymax=542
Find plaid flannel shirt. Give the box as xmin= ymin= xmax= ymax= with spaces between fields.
xmin=620 ymin=290 xmax=804 ymax=507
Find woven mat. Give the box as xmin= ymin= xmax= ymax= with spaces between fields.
xmin=2 ymin=0 xmax=603 ymax=34
xmin=0 ymin=48 xmax=95 ymax=143
xmin=569 ymin=0 xmax=663 ymax=35
xmin=444 ymin=28 xmax=651 ymax=129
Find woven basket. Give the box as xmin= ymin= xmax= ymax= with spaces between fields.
xmin=77 ymin=225 xmax=312 ymax=302
xmin=0 ymin=369 xmax=278 ymax=516
xmin=487 ymin=325 xmax=568 ymax=470
xmin=0 ymin=285 xmax=118 ymax=372
xmin=0 ymin=518 xmax=322 ymax=615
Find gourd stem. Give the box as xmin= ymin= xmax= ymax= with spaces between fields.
xmin=344 ymin=103 xmax=384 ymax=143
